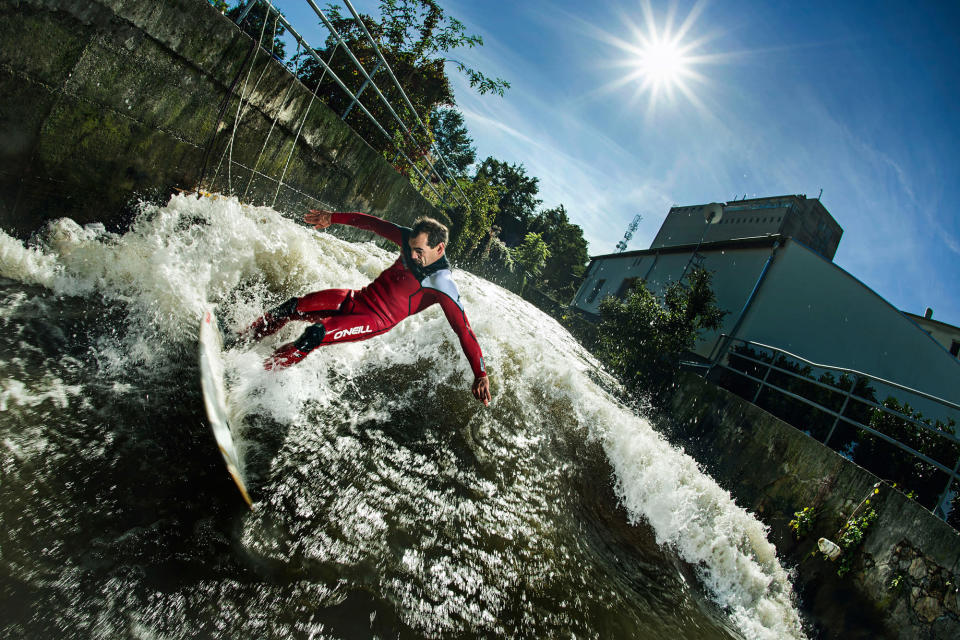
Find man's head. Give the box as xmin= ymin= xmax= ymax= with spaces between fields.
xmin=409 ymin=217 xmax=448 ymax=268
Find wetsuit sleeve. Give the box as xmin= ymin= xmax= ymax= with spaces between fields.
xmin=331 ymin=211 xmax=404 ymax=246
xmin=435 ymin=292 xmax=487 ymax=379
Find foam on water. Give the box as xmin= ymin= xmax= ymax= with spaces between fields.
xmin=0 ymin=193 xmax=807 ymax=639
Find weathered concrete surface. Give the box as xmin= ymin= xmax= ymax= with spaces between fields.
xmin=0 ymin=0 xmax=445 ymax=237
xmin=667 ymin=372 xmax=960 ymax=639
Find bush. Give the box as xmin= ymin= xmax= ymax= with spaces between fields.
xmin=596 ymin=267 xmax=726 ymax=405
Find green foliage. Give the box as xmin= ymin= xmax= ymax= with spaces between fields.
xmin=208 ymin=0 xmax=230 ymax=13
xmin=853 ymin=398 xmax=959 ymax=510
xmin=228 ymin=2 xmax=287 ymax=59
xmin=511 ymin=232 xmax=551 ymax=278
xmin=480 ymin=236 xmax=514 ymax=272
xmin=473 ymin=157 xmax=542 ymax=246
xmin=373 ymin=0 xmax=508 ymax=96
xmin=596 ymin=268 xmax=727 ymax=403
xmin=433 ymin=175 xmax=501 ymax=260
xmin=719 ymin=345 xmax=960 ymax=522
xmin=789 ymin=506 xmax=817 ymax=539
xmin=297 ymin=0 xmax=506 ymax=162
xmin=429 ymin=107 xmax=475 ymax=178
xmin=528 ymin=205 xmax=589 ymax=302
xmin=835 ymin=508 xmax=878 ymax=577
xmin=722 ymin=351 xmax=878 ymax=446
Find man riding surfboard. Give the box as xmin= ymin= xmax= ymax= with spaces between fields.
xmin=246 ymin=209 xmax=492 ymax=406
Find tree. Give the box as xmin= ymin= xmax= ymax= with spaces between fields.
xmin=429 ymin=174 xmax=501 ymax=260
xmin=851 ymin=398 xmax=959 ymax=511
xmin=429 ymin=107 xmax=475 ymax=179
xmin=227 ymin=2 xmax=288 ymax=60
xmin=473 ymin=157 xmax=541 ymax=246
xmin=528 ymin=205 xmax=589 ymax=301
xmin=297 ymin=0 xmax=508 ymax=162
xmin=512 ymin=232 xmax=551 ymax=278
xmin=597 ymin=268 xmax=726 ymax=404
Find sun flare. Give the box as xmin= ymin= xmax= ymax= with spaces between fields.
xmin=634 ymin=35 xmax=691 ymax=89
xmin=593 ymin=0 xmax=716 ymax=115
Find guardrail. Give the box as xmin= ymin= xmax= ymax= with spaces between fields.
xmin=225 ymin=0 xmax=472 ymax=211
xmin=694 ymin=335 xmax=960 ymax=520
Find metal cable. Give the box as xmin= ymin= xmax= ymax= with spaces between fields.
xmin=272 ymin=43 xmax=340 ymax=207
xmin=243 ymin=38 xmax=305 ymax=201
xmin=196 ymin=12 xmax=260 ymax=192
xmin=214 ymin=9 xmax=276 ymax=194
xmin=338 ymin=0 xmax=472 ymax=208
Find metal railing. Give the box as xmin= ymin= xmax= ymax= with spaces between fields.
xmin=227 ymin=0 xmax=473 ymax=211
xmin=700 ymin=335 xmax=960 ymax=520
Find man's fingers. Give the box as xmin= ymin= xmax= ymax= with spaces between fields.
xmin=473 ymin=377 xmax=491 ymax=406
xmin=304 ymin=209 xmax=333 ymax=229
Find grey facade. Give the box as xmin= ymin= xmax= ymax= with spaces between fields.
xmin=573 ymin=195 xmax=960 ymax=407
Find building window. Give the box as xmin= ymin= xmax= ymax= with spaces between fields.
xmin=951 ymin=340 xmax=960 ymax=358
xmin=616 ymin=277 xmax=640 ymax=298
xmin=586 ymin=279 xmax=607 ymax=304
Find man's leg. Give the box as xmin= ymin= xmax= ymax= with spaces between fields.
xmin=244 ymin=289 xmax=353 ymax=340
xmin=264 ymin=308 xmax=394 ymax=370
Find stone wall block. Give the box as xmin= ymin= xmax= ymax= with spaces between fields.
xmin=2 ymin=0 xmax=445 ymax=239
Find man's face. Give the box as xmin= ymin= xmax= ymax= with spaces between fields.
xmin=409 ymin=232 xmax=445 ymax=267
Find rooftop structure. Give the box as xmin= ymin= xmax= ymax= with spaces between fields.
xmin=650 ymin=194 xmax=843 ymax=260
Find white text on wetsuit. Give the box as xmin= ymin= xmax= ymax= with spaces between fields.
xmin=333 ymin=325 xmax=372 ymax=340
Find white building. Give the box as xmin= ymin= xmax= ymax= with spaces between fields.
xmin=572 ymin=195 xmax=960 ymax=408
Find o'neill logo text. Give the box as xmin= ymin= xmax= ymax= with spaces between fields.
xmin=333 ymin=325 xmax=373 ymax=341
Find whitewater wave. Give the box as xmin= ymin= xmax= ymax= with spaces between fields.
xmin=0 ymin=193 xmax=806 ymax=639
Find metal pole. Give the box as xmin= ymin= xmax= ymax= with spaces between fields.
xmin=934 ymin=455 xmax=960 ymax=520
xmin=342 ymin=60 xmax=382 ymax=119
xmin=337 ymin=0 xmax=472 ymax=210
xmin=235 ymin=0 xmax=258 ymax=24
xmin=708 ymin=240 xmax=781 ymax=376
xmin=642 ymin=251 xmax=660 ymax=281
xmin=753 ymin=349 xmax=778 ymax=403
xmin=825 ymin=374 xmax=857 ymax=446
xmin=680 ymin=222 xmax=711 ymax=282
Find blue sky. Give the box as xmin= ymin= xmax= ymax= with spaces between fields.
xmin=268 ymin=0 xmax=959 ymax=326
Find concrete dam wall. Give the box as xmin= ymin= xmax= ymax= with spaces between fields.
xmin=0 ymin=0 xmax=442 ymax=238
xmin=668 ymin=372 xmax=960 ymax=639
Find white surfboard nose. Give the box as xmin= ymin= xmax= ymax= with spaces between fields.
xmin=199 ymin=307 xmax=253 ymax=509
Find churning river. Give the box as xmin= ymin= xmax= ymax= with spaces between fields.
xmin=0 ymin=194 xmax=808 ymax=639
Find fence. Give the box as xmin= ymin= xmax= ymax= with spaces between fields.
xmin=216 ymin=0 xmax=473 ymax=212
xmin=690 ymin=335 xmax=960 ymax=521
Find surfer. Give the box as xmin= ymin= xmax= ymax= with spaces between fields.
xmin=247 ymin=209 xmax=492 ymax=406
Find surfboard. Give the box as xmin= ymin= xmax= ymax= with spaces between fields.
xmin=199 ymin=308 xmax=254 ymax=509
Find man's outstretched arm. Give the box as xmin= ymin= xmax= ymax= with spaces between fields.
xmin=436 ymin=293 xmax=491 ymax=406
xmin=305 ymin=209 xmax=404 ymax=246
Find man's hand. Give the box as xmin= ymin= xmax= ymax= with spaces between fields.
xmin=472 ymin=376 xmax=491 ymax=406
xmin=305 ymin=209 xmax=334 ymax=230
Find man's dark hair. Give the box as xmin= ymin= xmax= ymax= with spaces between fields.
xmin=411 ymin=217 xmax=449 ymax=247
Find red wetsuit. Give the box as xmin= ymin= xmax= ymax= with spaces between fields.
xmin=286 ymin=212 xmax=486 ymax=378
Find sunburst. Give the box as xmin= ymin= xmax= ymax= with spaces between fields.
xmin=594 ymin=0 xmax=715 ymax=115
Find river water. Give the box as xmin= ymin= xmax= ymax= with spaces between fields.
xmin=0 ymin=194 xmax=807 ymax=639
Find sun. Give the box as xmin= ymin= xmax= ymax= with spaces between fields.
xmin=634 ymin=34 xmax=691 ymax=91
xmin=593 ymin=0 xmax=715 ymax=115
